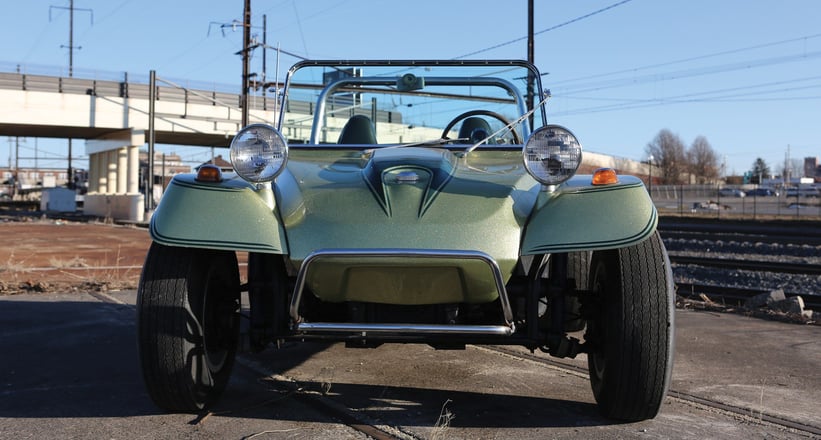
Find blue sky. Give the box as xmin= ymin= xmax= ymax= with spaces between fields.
xmin=2 ymin=0 xmax=821 ymax=176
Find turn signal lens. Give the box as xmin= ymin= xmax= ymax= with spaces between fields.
xmin=592 ymin=168 xmax=619 ymax=185
xmin=195 ymin=164 xmax=223 ymax=182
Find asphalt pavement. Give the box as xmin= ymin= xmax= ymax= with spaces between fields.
xmin=1 ymin=290 xmax=819 ymax=439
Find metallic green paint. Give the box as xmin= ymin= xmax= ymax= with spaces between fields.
xmin=520 ymin=175 xmax=658 ymax=254
xmin=278 ymin=147 xmax=535 ymax=303
xmin=304 ymin=256 xmax=500 ymax=304
xmin=149 ymin=175 xmax=288 ymax=254
xmin=149 ymin=148 xmax=657 ymax=305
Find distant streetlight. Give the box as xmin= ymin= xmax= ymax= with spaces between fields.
xmin=647 ymin=154 xmax=654 ymax=195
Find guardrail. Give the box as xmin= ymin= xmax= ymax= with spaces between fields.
xmin=0 ymin=62 xmax=278 ymax=112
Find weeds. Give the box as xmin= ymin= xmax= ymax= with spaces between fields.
xmin=430 ymin=399 xmax=454 ymax=440
xmin=48 ymin=256 xmax=89 ymax=268
xmin=0 ymin=251 xmax=26 ymax=273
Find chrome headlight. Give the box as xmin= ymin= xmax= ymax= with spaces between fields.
xmin=523 ymin=125 xmax=582 ymax=185
xmin=230 ymin=124 xmax=288 ymax=183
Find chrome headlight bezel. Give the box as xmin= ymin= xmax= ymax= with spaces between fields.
xmin=522 ymin=125 xmax=582 ymax=185
xmin=230 ymin=124 xmax=288 ymax=183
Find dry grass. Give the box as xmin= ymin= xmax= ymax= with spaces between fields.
xmin=430 ymin=399 xmax=455 ymax=440
xmin=48 ymin=256 xmax=89 ymax=268
xmin=0 ymin=252 xmax=27 ymax=273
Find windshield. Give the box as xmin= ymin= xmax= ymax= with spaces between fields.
xmin=277 ymin=60 xmax=547 ymax=147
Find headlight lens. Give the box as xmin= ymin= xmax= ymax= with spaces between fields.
xmin=230 ymin=124 xmax=288 ymax=183
xmin=523 ymin=125 xmax=582 ymax=185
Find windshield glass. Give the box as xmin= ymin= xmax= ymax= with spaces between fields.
xmin=278 ymin=60 xmax=547 ymax=146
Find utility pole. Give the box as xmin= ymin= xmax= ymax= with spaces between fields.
xmin=49 ymin=1 xmax=93 ymax=78
xmin=526 ymin=0 xmax=534 ymax=124
xmin=241 ymin=0 xmax=251 ymax=127
xmin=50 ymin=0 xmax=92 ymax=188
xmin=148 ymin=70 xmax=156 ymax=212
xmin=784 ymin=145 xmax=791 ymax=187
xmin=262 ymin=14 xmax=267 ymax=110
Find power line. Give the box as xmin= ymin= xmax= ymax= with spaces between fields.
xmin=554 ymin=49 xmax=821 ymax=95
xmin=551 ymin=32 xmax=821 ymax=87
xmin=552 ymin=76 xmax=821 ymax=116
xmin=454 ymin=0 xmax=633 ymax=59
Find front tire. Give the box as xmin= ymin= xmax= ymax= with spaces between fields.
xmin=137 ymin=243 xmax=241 ymax=412
xmin=585 ymin=232 xmax=674 ymax=421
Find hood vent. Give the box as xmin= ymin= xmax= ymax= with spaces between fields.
xmin=362 ymin=148 xmax=456 ymax=218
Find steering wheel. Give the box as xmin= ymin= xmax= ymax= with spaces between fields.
xmin=440 ymin=110 xmax=522 ymax=144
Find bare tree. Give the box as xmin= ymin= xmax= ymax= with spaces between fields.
xmin=687 ymin=135 xmax=720 ymax=184
xmin=776 ymin=158 xmax=805 ymax=181
xmin=646 ymin=129 xmax=687 ymax=184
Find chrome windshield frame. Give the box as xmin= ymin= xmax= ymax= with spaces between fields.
xmin=279 ymin=59 xmax=547 ymax=143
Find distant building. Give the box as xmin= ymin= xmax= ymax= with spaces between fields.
xmin=136 ymin=151 xmax=190 ymax=206
xmin=1 ymin=167 xmax=72 ymax=188
xmin=196 ymin=155 xmax=233 ymax=173
xmin=804 ymin=157 xmax=820 ymax=183
xmin=139 ymin=151 xmax=189 ymax=188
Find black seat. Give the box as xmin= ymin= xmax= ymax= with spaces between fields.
xmin=337 ymin=115 xmax=377 ymax=144
xmin=458 ymin=117 xmax=493 ymax=144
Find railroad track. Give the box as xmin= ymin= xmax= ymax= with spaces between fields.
xmin=658 ymin=218 xmax=821 ymax=246
xmin=668 ymin=255 xmax=821 ymax=275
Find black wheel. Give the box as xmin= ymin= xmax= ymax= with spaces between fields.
xmin=585 ymin=232 xmax=674 ymax=421
xmin=137 ymin=242 xmax=241 ymax=412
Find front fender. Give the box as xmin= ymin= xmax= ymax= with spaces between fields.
xmin=149 ymin=174 xmax=288 ymax=254
xmin=521 ymin=175 xmax=657 ymax=254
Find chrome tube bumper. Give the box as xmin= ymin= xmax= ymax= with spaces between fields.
xmin=289 ymin=248 xmax=515 ymax=336
xmin=297 ymin=322 xmax=514 ymax=336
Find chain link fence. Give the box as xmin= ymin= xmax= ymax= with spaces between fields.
xmin=649 ymin=184 xmax=821 ymax=219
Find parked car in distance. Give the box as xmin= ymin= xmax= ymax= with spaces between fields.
xmin=718 ymin=187 xmax=745 ymax=197
xmin=747 ymin=187 xmax=778 ymax=197
xmin=785 ymin=187 xmax=820 ymax=198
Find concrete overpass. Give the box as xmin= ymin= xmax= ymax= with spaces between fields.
xmin=0 ymin=67 xmax=653 ymax=221
xmin=0 ymin=69 xmax=278 ymax=221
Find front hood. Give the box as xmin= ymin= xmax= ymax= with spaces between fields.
xmin=276 ymin=147 xmax=539 ymax=272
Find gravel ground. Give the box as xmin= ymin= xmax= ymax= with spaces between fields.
xmin=664 ymin=237 xmax=821 ymax=297
xmin=2 ymin=214 xmax=818 ymax=300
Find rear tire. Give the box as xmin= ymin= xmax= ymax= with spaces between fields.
xmin=586 ymin=232 xmax=674 ymax=421
xmin=137 ymin=243 xmax=240 ymax=412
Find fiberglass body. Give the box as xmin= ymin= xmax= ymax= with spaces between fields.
xmin=138 ymin=60 xmax=674 ymax=422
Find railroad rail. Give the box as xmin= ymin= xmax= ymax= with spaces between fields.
xmin=658 ymin=217 xmax=821 ymax=246
xmin=668 ymin=255 xmax=821 ymax=275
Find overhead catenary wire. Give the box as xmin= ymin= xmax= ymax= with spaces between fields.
xmin=454 ymin=0 xmax=634 ymax=59
xmin=552 ymin=77 xmax=821 ymax=116
xmin=550 ymin=32 xmax=821 ymax=87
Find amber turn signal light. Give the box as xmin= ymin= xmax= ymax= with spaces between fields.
xmin=592 ymin=168 xmax=619 ymax=185
xmin=196 ymin=164 xmax=223 ymax=183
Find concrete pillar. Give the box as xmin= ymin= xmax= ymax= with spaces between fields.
xmin=97 ymin=152 xmax=108 ymax=194
xmin=117 ymin=147 xmax=128 ymax=194
xmin=88 ymin=153 xmax=99 ymax=193
xmin=107 ymin=150 xmax=118 ymax=195
xmin=127 ymin=145 xmax=139 ymax=194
